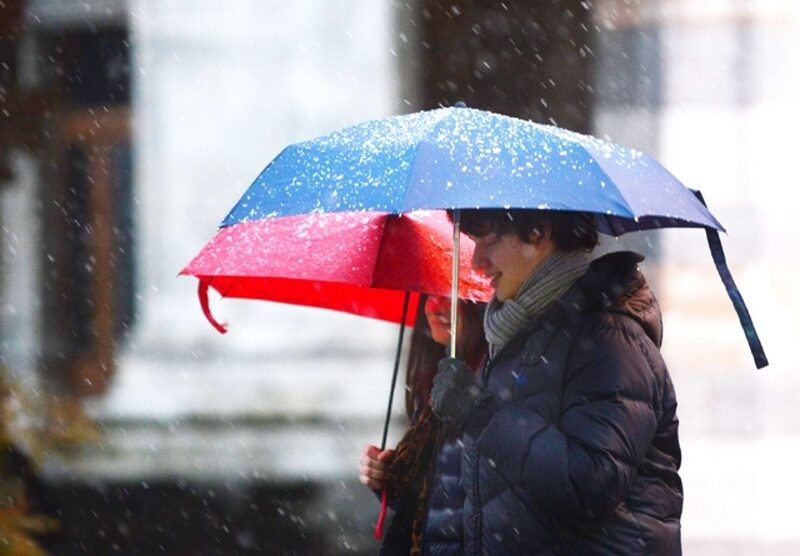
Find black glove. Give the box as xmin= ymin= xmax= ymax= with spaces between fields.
xmin=431 ymin=358 xmax=495 ymax=432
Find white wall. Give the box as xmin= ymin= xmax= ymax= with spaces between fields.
xmin=594 ymin=2 xmax=800 ymax=549
xmin=93 ymin=1 xmax=404 ymax=423
xmin=657 ymin=3 xmax=800 ymax=372
xmin=0 ymin=153 xmax=43 ymax=386
xmin=656 ymin=2 xmax=800 ymax=547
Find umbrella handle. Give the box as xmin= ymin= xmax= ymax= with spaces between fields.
xmin=198 ymin=280 xmax=228 ymax=334
xmin=374 ymin=487 xmax=389 ymax=540
xmin=450 ymin=210 xmax=461 ymax=358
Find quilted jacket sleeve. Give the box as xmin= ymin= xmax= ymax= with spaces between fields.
xmin=473 ymin=313 xmax=663 ymax=523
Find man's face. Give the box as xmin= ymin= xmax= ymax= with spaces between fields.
xmin=469 ymin=230 xmax=552 ymax=302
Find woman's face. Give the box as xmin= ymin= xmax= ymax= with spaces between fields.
xmin=469 ymin=231 xmax=551 ymax=302
xmin=424 ymin=295 xmax=455 ymax=346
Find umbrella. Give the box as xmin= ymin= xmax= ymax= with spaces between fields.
xmin=181 ymin=208 xmax=491 ymax=451
xmin=183 ymin=208 xmax=492 ymax=539
xmin=212 ymin=105 xmax=765 ymax=369
xmin=222 ymin=106 xmax=722 ymax=233
xmin=181 ymin=209 xmax=491 ymax=329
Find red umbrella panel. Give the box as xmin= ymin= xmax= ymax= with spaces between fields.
xmin=181 ymin=210 xmax=492 ymax=331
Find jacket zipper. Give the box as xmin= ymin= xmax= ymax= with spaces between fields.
xmin=472 ymin=432 xmax=482 ymax=555
xmin=470 ymin=333 xmax=535 ymax=554
xmin=471 ymin=356 xmax=497 ymax=555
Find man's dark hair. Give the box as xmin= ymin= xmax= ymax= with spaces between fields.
xmin=449 ymin=209 xmax=599 ymax=251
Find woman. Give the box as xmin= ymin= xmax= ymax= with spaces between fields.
xmin=431 ymin=209 xmax=683 ymax=555
xmin=359 ymin=294 xmax=486 ymax=555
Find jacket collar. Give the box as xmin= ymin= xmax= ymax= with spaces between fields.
xmin=485 ymin=250 xmax=662 ymax=364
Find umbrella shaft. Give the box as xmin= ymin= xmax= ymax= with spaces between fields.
xmin=450 ymin=210 xmax=461 ymax=358
xmin=380 ymin=291 xmax=411 ymax=450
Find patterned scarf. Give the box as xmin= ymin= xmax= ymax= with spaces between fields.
xmin=484 ymin=249 xmax=591 ymax=358
xmin=384 ymin=406 xmax=441 ymax=555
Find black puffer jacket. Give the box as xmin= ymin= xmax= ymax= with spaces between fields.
xmin=380 ymin=429 xmax=464 ymax=556
xmin=422 ymin=431 xmax=464 ymax=555
xmin=461 ymin=252 xmax=683 ymax=555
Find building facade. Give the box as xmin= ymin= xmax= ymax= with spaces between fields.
xmin=1 ymin=0 xmax=798 ymax=552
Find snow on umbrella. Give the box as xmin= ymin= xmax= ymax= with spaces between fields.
xmin=181 ymin=209 xmax=491 ymax=329
xmin=222 ymin=105 xmax=722 ymax=234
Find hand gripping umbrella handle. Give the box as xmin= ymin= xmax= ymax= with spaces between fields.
xmin=693 ymin=191 xmax=768 ymax=369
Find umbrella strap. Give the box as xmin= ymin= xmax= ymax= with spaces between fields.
xmin=198 ymin=280 xmax=228 ymax=334
xmin=694 ymin=192 xmax=768 ymax=369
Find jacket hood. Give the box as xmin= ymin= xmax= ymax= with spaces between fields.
xmin=578 ymin=251 xmax=663 ymax=347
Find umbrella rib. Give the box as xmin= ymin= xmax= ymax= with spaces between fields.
xmin=369 ymin=213 xmax=397 ymax=289
xmin=214 ymin=274 xmax=243 ymax=299
xmin=582 ymin=155 xmax=637 ymax=221
xmin=397 ymin=109 xmax=454 ymax=212
xmin=219 ymin=144 xmax=294 ymax=227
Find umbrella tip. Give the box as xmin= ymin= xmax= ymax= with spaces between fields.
xmin=453 ymin=101 xmax=467 ymax=108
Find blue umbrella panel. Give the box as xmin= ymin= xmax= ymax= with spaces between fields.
xmin=223 ymin=106 xmax=722 ymax=233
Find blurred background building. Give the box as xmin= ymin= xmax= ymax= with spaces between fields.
xmin=1 ymin=0 xmax=798 ymax=553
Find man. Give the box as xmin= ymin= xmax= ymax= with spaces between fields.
xmin=431 ymin=209 xmax=682 ymax=555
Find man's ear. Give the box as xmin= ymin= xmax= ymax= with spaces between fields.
xmin=529 ymin=224 xmax=552 ymax=246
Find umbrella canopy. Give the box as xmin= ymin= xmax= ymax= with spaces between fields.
xmin=209 ymin=106 xmax=764 ymax=369
xmin=221 ymin=106 xmax=723 ymax=235
xmin=182 ymin=209 xmax=491 ymax=490
xmin=181 ymin=210 xmax=491 ymax=330
xmin=186 ymin=106 xmax=764 ymax=369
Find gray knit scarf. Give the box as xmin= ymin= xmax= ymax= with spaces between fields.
xmin=484 ymin=249 xmax=591 ymax=358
